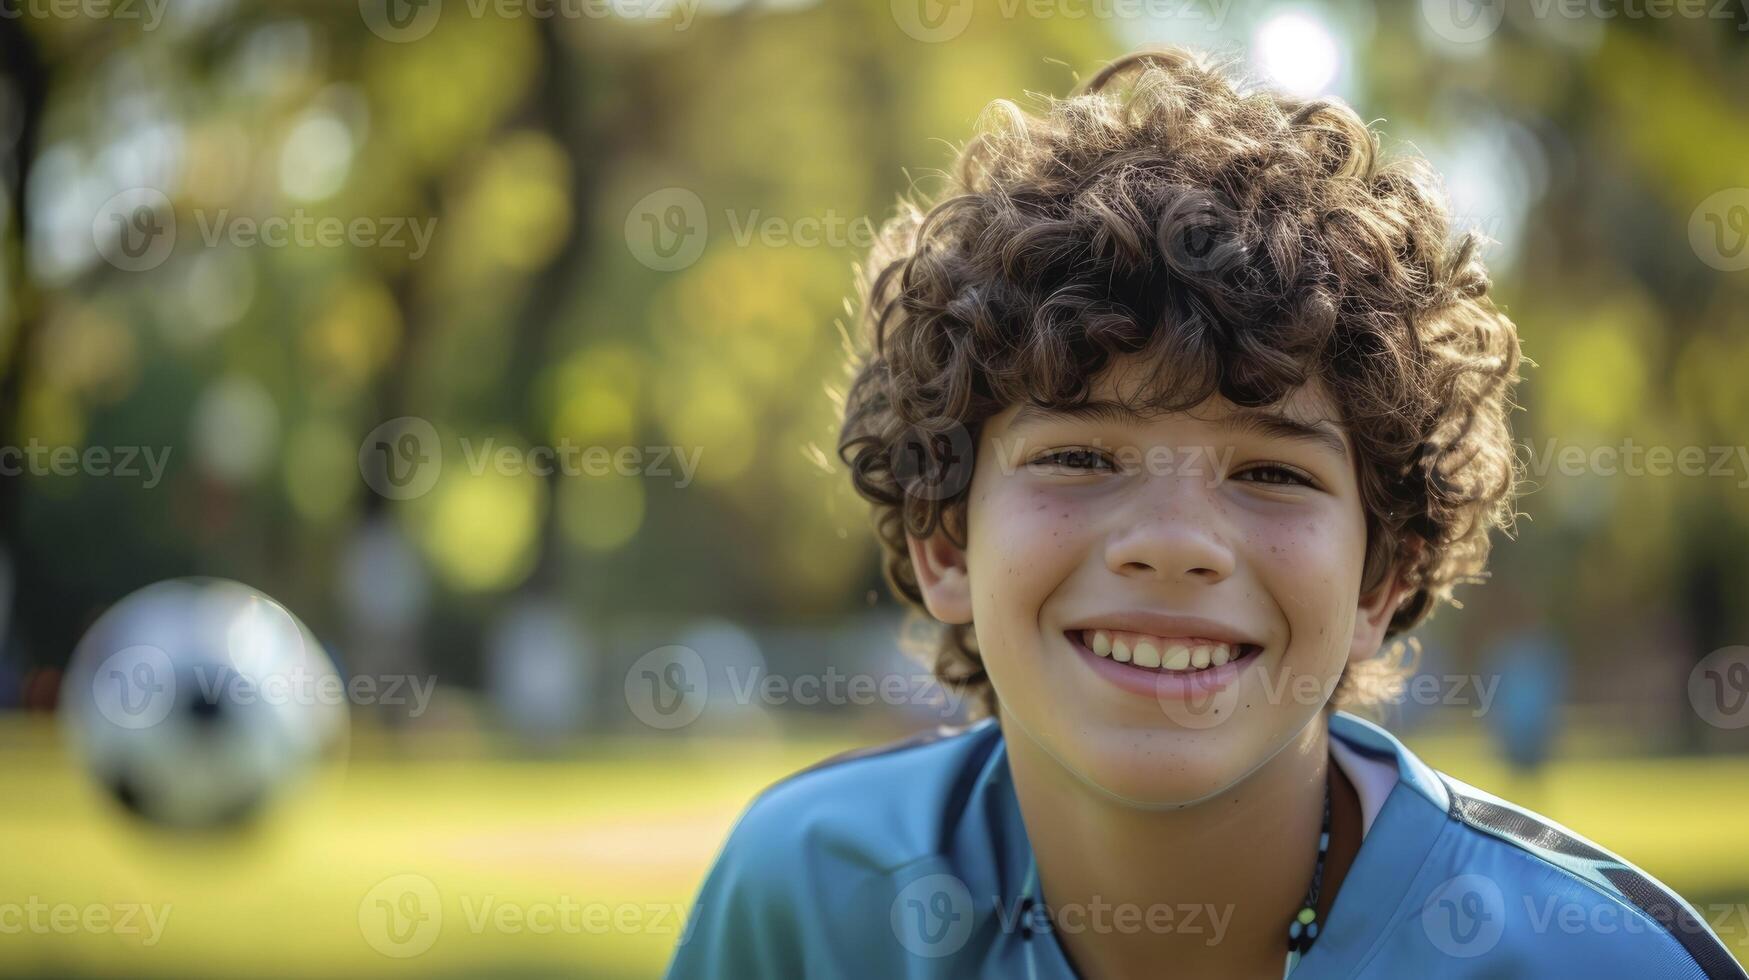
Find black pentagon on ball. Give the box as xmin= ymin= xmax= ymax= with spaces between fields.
xmin=106 ymin=767 xmax=150 ymax=818
xmin=172 ymin=663 xmax=257 ymax=726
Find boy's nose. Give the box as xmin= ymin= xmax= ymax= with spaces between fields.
xmin=1103 ymin=481 xmax=1236 ymax=583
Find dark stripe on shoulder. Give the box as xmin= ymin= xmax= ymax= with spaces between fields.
xmin=1440 ymin=773 xmax=1748 ymax=980
xmin=1444 ymin=783 xmax=1614 ymax=863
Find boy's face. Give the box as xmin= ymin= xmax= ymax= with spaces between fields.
xmin=907 ymin=354 xmax=1407 ymax=807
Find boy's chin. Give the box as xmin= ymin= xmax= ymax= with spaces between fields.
xmin=1046 ymin=725 xmax=1270 ymax=808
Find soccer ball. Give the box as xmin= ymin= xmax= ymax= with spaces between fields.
xmin=60 ymin=578 xmax=349 ymax=829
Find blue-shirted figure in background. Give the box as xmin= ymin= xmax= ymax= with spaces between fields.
xmin=1487 ymin=625 xmax=1568 ymax=774
xmin=666 ymin=47 xmax=1744 ymax=980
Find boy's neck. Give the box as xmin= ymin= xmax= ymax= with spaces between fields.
xmin=1001 ymin=712 xmax=1361 ymax=980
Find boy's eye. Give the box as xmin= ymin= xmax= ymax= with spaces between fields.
xmin=1030 ymin=448 xmax=1115 ymax=473
xmin=1234 ymin=464 xmax=1314 ymax=488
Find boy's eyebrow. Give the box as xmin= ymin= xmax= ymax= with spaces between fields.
xmin=1007 ymin=399 xmax=1350 ymax=462
xmin=1008 ymin=400 xmax=1141 ymax=431
xmin=1219 ymin=408 xmax=1351 ymax=462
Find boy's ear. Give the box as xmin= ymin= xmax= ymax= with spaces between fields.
xmin=1350 ymin=565 xmax=1413 ymax=663
xmin=906 ymin=528 xmax=974 ymax=626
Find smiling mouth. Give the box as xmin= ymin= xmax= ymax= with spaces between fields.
xmin=1067 ymin=629 xmax=1263 ymax=673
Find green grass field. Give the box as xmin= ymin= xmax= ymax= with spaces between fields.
xmin=3 ymin=714 xmax=1747 ymax=977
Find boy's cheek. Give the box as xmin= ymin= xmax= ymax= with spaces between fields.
xmin=1243 ymin=515 xmax=1360 ymax=578
xmin=975 ymin=485 xmax=1090 ymax=554
xmin=1244 ymin=528 xmax=1359 ymax=614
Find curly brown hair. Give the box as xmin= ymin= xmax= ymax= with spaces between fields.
xmin=836 ymin=47 xmax=1523 ymax=721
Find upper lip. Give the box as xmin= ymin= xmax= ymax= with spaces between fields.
xmin=1062 ymin=611 xmax=1262 ymax=649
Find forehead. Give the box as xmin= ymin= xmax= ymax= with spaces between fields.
xmin=1089 ymin=353 xmax=1340 ymax=421
xmin=1014 ymin=348 xmax=1336 ymax=421
xmin=997 ymin=355 xmax=1354 ymax=464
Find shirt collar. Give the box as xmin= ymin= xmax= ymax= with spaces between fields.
xmin=976 ymin=710 xmax=1451 ymax=977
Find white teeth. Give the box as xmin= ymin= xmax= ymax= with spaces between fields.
xmin=1084 ymin=629 xmax=1244 ymax=673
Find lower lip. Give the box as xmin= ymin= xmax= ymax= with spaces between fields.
xmin=1065 ymin=631 xmax=1263 ymax=701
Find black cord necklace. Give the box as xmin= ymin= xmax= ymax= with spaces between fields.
xmin=1282 ymin=773 xmax=1334 ymax=976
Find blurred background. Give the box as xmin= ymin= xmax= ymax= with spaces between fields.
xmin=1 ymin=0 xmax=1748 ymax=976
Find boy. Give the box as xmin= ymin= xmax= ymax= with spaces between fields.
xmin=664 ymin=48 xmax=1745 ymax=979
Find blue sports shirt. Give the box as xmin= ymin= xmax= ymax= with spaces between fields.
xmin=665 ymin=711 xmax=1745 ymax=978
